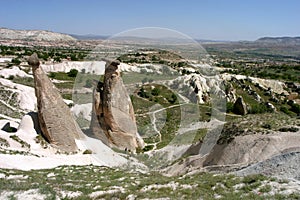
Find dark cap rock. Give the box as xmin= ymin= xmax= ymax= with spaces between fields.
xmin=27 ymin=53 xmax=40 ymax=67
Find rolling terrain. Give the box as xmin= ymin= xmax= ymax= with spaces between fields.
xmin=0 ymin=28 xmax=299 ymax=199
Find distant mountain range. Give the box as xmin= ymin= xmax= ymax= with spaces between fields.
xmin=1 ymin=27 xmax=300 ymax=45
xmin=69 ymin=34 xmax=108 ymax=40
xmin=256 ymin=36 xmax=300 ymax=45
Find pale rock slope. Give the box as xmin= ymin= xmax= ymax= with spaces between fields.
xmin=0 ymin=78 xmax=36 ymax=112
xmin=221 ymin=73 xmax=288 ymax=95
xmin=0 ymin=28 xmax=76 ymax=41
xmin=41 ymin=61 xmax=106 ymax=75
xmin=0 ymin=66 xmax=33 ymax=79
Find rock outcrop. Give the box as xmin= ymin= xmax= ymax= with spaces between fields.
xmin=90 ymin=60 xmax=145 ymax=152
xmin=28 ymin=53 xmax=83 ymax=152
xmin=233 ymin=96 xmax=247 ymax=115
xmin=163 ymin=131 xmax=300 ymax=176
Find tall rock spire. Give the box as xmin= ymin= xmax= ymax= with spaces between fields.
xmin=91 ymin=60 xmax=145 ymax=152
xmin=28 ymin=53 xmax=83 ymax=152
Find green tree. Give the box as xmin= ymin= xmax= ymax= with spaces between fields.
xmin=138 ymin=87 xmax=149 ymax=98
xmin=70 ymin=54 xmax=78 ymax=61
xmin=11 ymin=58 xmax=21 ymax=65
xmin=67 ymin=69 xmax=78 ymax=77
xmin=54 ymin=56 xmax=61 ymax=62
xmin=41 ymin=53 xmax=49 ymax=61
xmin=151 ymin=87 xmax=160 ymax=96
xmin=168 ymin=93 xmax=178 ymax=104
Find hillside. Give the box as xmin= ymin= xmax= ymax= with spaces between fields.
xmin=0 ymin=28 xmax=76 ymax=42
xmin=256 ymin=36 xmax=300 ymax=45
xmin=0 ymin=30 xmax=300 ymax=199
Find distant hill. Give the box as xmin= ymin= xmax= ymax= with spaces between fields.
xmin=256 ymin=36 xmax=300 ymax=45
xmin=0 ymin=28 xmax=76 ymax=42
xmin=70 ymin=34 xmax=108 ymax=40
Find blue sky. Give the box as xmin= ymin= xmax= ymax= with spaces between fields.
xmin=0 ymin=0 xmax=299 ymax=41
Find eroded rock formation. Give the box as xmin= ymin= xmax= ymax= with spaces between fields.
xmin=28 ymin=53 xmax=83 ymax=152
xmin=91 ymin=60 xmax=145 ymax=151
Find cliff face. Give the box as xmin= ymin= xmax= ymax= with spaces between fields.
xmin=91 ymin=60 xmax=145 ymax=152
xmin=28 ymin=53 xmax=83 ymax=152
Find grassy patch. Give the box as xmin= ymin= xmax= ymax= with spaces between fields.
xmin=48 ymin=72 xmax=76 ymax=81
xmin=171 ymin=128 xmax=208 ymax=145
xmin=11 ymin=77 xmax=34 ymax=87
xmin=123 ymin=72 xmax=177 ymax=84
xmin=9 ymin=135 xmax=30 ymax=149
xmin=34 ymin=135 xmax=48 ymax=149
xmin=0 ymin=166 xmax=297 ymax=199
xmin=132 ymin=84 xmax=182 ymax=149
xmin=0 ymin=137 xmax=9 ymax=147
xmin=222 ymin=64 xmax=300 ymax=83
xmin=157 ymin=107 xmax=181 ymax=149
xmin=53 ymin=81 xmax=74 ymax=89
xmin=62 ymin=93 xmax=72 ymax=100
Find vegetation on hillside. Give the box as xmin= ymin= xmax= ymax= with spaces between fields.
xmin=0 ymin=165 xmax=298 ymax=200
xmin=0 ymin=45 xmax=90 ymax=65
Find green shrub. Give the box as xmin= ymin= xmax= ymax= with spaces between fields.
xmin=259 ymin=185 xmax=272 ymax=193
xmin=278 ymin=127 xmax=299 ymax=132
xmin=291 ymin=103 xmax=300 ymax=115
xmin=11 ymin=58 xmax=21 ymax=65
xmin=83 ymin=149 xmax=92 ymax=154
xmin=168 ymin=93 xmax=177 ymax=104
xmin=67 ymin=69 xmax=78 ymax=77
xmin=226 ymin=102 xmax=234 ymax=113
xmin=280 ymin=106 xmax=297 ymax=117
xmin=249 ymin=103 xmax=272 ymax=114
xmin=262 ymin=123 xmax=272 ymax=129
xmin=10 ymin=135 xmax=30 ymax=149
xmin=49 ymin=72 xmax=56 ymax=78
xmin=138 ymin=87 xmax=150 ymax=98
xmin=0 ymin=137 xmax=9 ymax=147
xmin=143 ymin=145 xmax=154 ymax=152
xmin=151 ymin=87 xmax=160 ymax=96
xmin=34 ymin=135 xmax=48 ymax=149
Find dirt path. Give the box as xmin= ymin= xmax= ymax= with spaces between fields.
xmin=143 ymin=103 xmax=186 ymax=150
